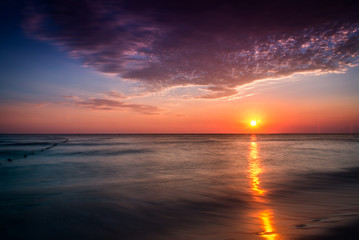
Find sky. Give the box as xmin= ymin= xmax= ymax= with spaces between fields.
xmin=1 ymin=0 xmax=359 ymax=133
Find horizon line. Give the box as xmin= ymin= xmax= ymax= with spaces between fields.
xmin=0 ymin=132 xmax=358 ymax=135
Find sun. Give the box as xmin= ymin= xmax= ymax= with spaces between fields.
xmin=250 ymin=120 xmax=257 ymax=127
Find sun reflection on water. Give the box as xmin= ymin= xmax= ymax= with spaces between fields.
xmin=259 ymin=210 xmax=278 ymax=240
xmin=248 ymin=141 xmax=266 ymax=195
xmin=248 ymin=135 xmax=279 ymax=240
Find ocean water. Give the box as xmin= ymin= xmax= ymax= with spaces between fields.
xmin=1 ymin=134 xmax=359 ymax=240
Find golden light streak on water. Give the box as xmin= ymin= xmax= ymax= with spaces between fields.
xmin=248 ymin=138 xmax=265 ymax=195
xmin=258 ymin=210 xmax=278 ymax=240
xmin=248 ymin=135 xmax=279 ymax=240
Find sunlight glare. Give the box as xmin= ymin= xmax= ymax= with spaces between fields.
xmin=248 ymin=141 xmax=265 ymax=195
xmin=259 ymin=210 xmax=278 ymax=240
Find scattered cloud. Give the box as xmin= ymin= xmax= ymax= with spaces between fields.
xmin=23 ymin=0 xmax=359 ymax=98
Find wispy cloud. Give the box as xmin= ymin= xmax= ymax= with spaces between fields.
xmin=23 ymin=0 xmax=359 ymax=98
xmin=64 ymin=96 xmax=162 ymax=115
xmin=196 ymin=86 xmax=238 ymax=99
xmin=106 ymin=91 xmax=127 ymax=99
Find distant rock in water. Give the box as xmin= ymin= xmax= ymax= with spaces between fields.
xmin=295 ymin=224 xmax=307 ymax=228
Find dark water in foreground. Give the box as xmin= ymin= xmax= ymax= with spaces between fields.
xmin=1 ymin=134 xmax=359 ymax=240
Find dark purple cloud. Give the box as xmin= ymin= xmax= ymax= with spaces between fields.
xmin=24 ymin=0 xmax=359 ymax=98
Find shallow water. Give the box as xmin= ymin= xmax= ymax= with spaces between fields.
xmin=1 ymin=134 xmax=359 ymax=240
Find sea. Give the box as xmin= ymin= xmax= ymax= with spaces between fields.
xmin=1 ymin=134 xmax=359 ymax=240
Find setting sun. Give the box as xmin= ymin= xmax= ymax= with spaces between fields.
xmin=250 ymin=120 xmax=257 ymax=127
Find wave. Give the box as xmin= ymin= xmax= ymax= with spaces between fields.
xmin=66 ymin=142 xmax=130 ymax=147
xmin=265 ymin=135 xmax=359 ymax=142
xmin=0 ymin=138 xmax=69 ymax=162
xmin=0 ymin=150 xmax=29 ymax=157
xmin=0 ymin=142 xmax=55 ymax=146
xmin=0 ymin=186 xmax=249 ymax=240
xmin=55 ymin=148 xmax=152 ymax=156
xmin=295 ymin=218 xmax=359 ymax=240
xmin=270 ymin=166 xmax=359 ymax=196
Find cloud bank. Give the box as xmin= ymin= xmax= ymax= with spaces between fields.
xmin=24 ymin=0 xmax=359 ymax=98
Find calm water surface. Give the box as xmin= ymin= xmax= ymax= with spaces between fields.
xmin=1 ymin=134 xmax=359 ymax=240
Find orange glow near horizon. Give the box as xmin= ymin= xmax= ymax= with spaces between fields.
xmin=1 ymin=84 xmax=358 ymax=134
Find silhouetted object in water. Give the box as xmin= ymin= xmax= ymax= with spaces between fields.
xmin=2 ymin=138 xmax=70 ymax=164
xmin=296 ymin=224 xmax=307 ymax=228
